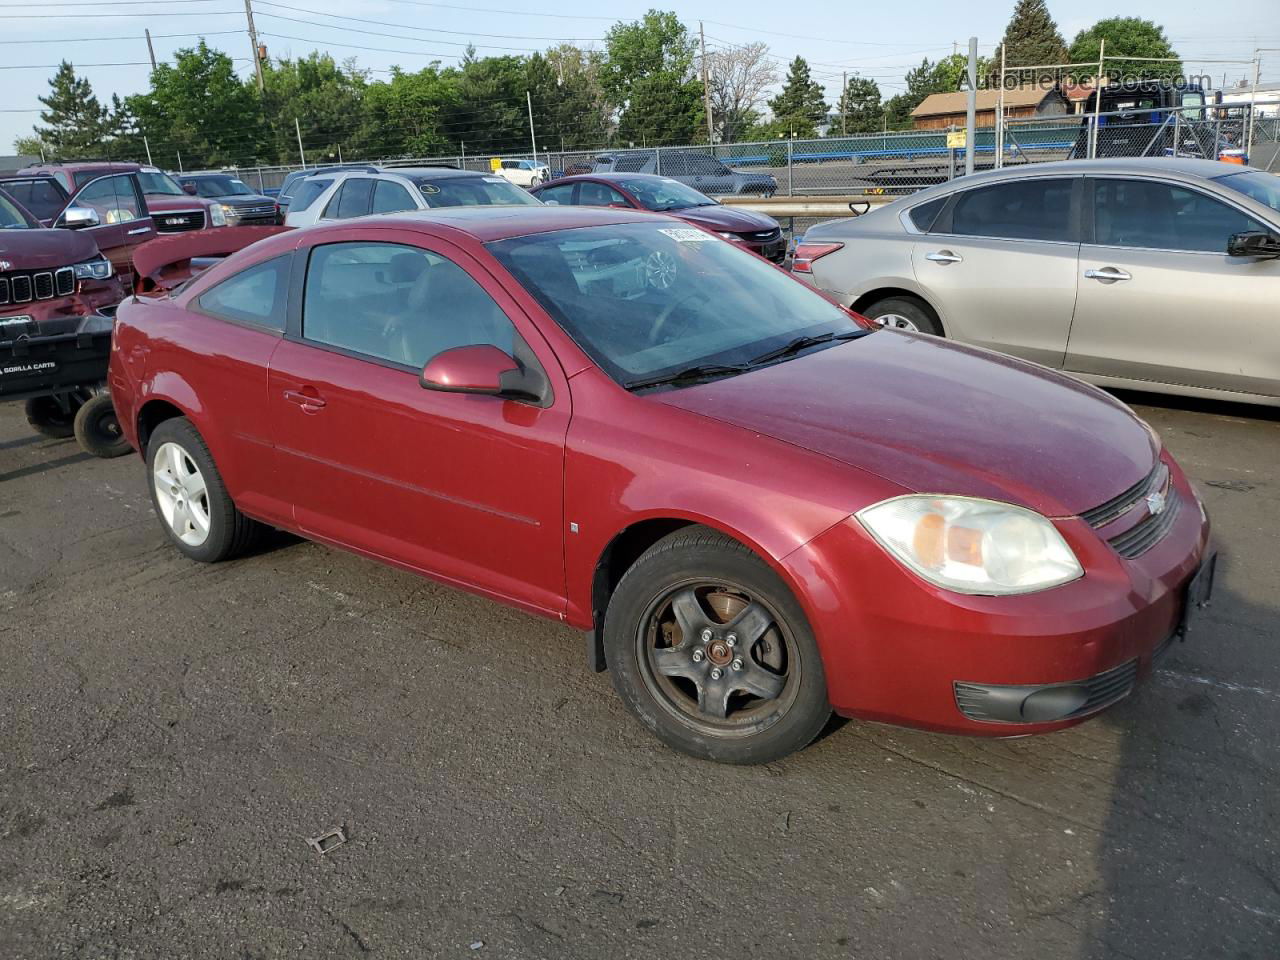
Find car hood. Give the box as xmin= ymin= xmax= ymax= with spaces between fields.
xmin=147 ymin=196 xmax=210 ymax=211
xmin=0 ymin=227 xmax=99 ymax=270
xmin=672 ymin=205 xmax=778 ymax=232
xmin=657 ymin=331 xmax=1156 ymax=518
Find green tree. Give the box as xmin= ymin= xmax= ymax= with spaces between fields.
xmin=32 ymin=61 xmax=110 ymax=159
xmin=1068 ymin=18 xmax=1181 ymax=80
xmin=883 ymin=54 xmax=987 ymax=128
xmin=128 ymin=42 xmax=264 ymax=168
xmin=993 ymin=0 xmax=1068 ymax=75
xmin=767 ymin=57 xmax=828 ymax=138
xmin=447 ymin=50 xmax=530 ymax=154
xmin=604 ymin=10 xmax=702 ymax=145
xmin=835 ymin=75 xmax=882 ymax=135
xmin=12 ymin=135 xmax=45 ymax=158
xmin=527 ymin=46 xmax=612 ymax=153
xmin=360 ymin=64 xmax=458 ymax=158
xmin=262 ymin=54 xmax=368 ymax=164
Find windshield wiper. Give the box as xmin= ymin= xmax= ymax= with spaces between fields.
xmin=744 ymin=330 xmax=867 ymax=368
xmin=625 ymin=362 xmax=751 ymax=391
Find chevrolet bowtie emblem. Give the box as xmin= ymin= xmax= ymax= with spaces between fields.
xmin=1145 ymin=490 xmax=1167 ymax=516
xmin=0 ymin=260 xmax=11 ymax=271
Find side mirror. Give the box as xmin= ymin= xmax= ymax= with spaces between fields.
xmin=608 ymin=202 xmax=632 ymax=209
xmin=58 ymin=205 xmax=100 ymax=229
xmin=182 ymin=183 xmax=198 ymax=195
xmin=1227 ymin=230 xmax=1280 ymax=260
xmin=419 ymin=344 xmax=550 ymax=405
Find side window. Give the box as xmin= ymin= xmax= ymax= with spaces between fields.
xmin=68 ymin=174 xmax=144 ymax=225
xmin=1093 ymin=179 xmax=1267 ymax=253
xmin=535 ymin=183 xmax=575 ymax=205
xmin=302 ymin=242 xmax=518 ymax=369
xmin=578 ymin=182 xmax=627 ymax=207
xmin=196 ymin=255 xmax=290 ymax=331
xmin=372 ymin=179 xmax=416 ymax=214
xmin=690 ymin=155 xmax=724 ymax=175
xmin=949 ymin=178 xmax=1074 ymax=242
xmin=660 ymin=154 xmax=690 ymax=176
xmin=909 ymin=196 xmax=947 ymax=232
xmin=290 ymin=178 xmax=332 ymax=213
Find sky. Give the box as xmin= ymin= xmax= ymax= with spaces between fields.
xmin=2 ymin=0 xmax=1277 ymax=153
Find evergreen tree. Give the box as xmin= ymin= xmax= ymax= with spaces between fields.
xmin=993 ymin=0 xmax=1067 ymax=77
xmin=32 ymin=61 xmax=110 ymax=159
xmin=767 ymin=57 xmax=828 ymax=138
xmin=1068 ymin=18 xmax=1181 ymax=80
xmin=835 ymin=75 xmax=882 ymax=135
xmin=604 ymin=11 xmax=702 ymax=146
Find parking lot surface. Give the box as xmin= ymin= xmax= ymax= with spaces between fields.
xmin=1 ymin=392 xmax=1278 ymax=959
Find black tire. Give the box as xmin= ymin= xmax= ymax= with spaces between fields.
xmin=73 ymin=392 xmax=131 ymax=459
xmin=24 ymin=394 xmax=78 ymax=439
xmin=862 ymin=295 xmax=942 ymax=336
xmin=604 ymin=526 xmax=831 ymax=764
xmin=145 ymin=417 xmax=262 ymax=562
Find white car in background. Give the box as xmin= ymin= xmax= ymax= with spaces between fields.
xmin=494 ymin=159 xmax=551 ymax=188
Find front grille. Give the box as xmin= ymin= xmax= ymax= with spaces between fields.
xmin=1081 ymin=462 xmax=1166 ymax=528
xmin=156 ymin=210 xmax=206 ymax=232
xmin=744 ymin=228 xmax=781 ymax=242
xmin=0 ymin=267 xmax=76 ymax=305
xmin=1108 ymin=489 xmax=1182 ymax=559
xmin=232 ymin=202 xmax=276 ymax=217
xmin=1077 ymin=659 xmax=1139 ymax=714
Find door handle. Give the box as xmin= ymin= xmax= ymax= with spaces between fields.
xmin=925 ymin=250 xmax=963 ymax=264
xmin=127 ymin=226 xmax=152 ymax=235
xmin=1084 ymin=267 xmax=1132 ymax=282
xmin=283 ymin=389 xmax=326 ymax=410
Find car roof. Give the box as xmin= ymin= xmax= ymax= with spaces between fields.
xmin=313 ymin=205 xmax=663 ymax=243
xmin=914 ymin=157 xmax=1257 ymax=196
xmin=25 ymin=161 xmax=141 ymax=172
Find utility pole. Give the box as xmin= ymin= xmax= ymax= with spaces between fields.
xmin=700 ymin=22 xmax=714 ymax=145
xmin=965 ymin=37 xmax=977 ymax=176
xmin=842 ymin=71 xmax=848 ymax=136
xmin=1248 ymin=51 xmax=1261 ymax=156
xmin=526 ymin=90 xmax=537 ymax=163
xmin=295 ymin=117 xmax=305 ymax=166
xmin=144 ymin=29 xmax=157 ymax=71
xmin=1089 ymin=38 xmax=1106 ymax=159
xmin=244 ymin=0 xmax=265 ymax=94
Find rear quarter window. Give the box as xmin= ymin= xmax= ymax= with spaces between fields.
xmin=290 ymin=179 xmax=333 ymax=212
xmin=908 ymin=196 xmax=947 ymax=232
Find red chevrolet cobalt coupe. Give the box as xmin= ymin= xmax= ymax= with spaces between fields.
xmin=109 ymin=207 xmax=1214 ymax=764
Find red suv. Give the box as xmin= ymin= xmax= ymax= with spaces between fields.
xmin=21 ymin=162 xmax=226 ymax=233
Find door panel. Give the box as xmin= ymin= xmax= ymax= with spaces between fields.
xmin=1066 ymin=177 xmax=1280 ymax=397
xmin=63 ymin=174 xmax=155 ymax=281
xmin=914 ymin=177 xmax=1080 ymax=367
xmin=269 ymin=237 xmax=570 ymax=613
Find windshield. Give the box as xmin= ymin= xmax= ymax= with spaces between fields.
xmin=414 ymin=177 xmax=540 ymax=208
xmin=1216 ymin=171 xmax=1280 ymax=216
xmin=617 ymin=177 xmax=715 ymax=212
xmin=136 ymin=171 xmax=186 ymax=196
xmin=0 ymin=191 xmax=37 ymax=229
xmin=186 ymin=176 xmax=254 ymax=198
xmin=489 ymin=221 xmax=859 ymax=388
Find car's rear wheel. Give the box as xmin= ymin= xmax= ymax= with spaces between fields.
xmin=146 ymin=417 xmax=261 ymax=562
xmin=24 ymin=394 xmax=79 ymax=439
xmin=861 ymin=296 xmax=941 ymax=336
xmin=604 ymin=527 xmax=830 ymax=764
xmin=73 ymin=391 xmax=130 ymax=458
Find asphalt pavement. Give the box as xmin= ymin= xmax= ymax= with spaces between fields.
xmin=1 ymin=390 xmax=1278 ymax=959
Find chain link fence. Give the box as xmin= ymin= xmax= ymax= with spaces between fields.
xmin=225 ymin=99 xmax=1279 ymax=199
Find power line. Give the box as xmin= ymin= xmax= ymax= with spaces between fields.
xmin=255 ymin=1 xmax=604 ymax=43
xmin=255 ymin=14 xmax=559 ymax=53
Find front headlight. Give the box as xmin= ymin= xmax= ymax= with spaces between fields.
xmin=716 ymin=232 xmax=739 ymax=240
xmin=73 ymin=257 xmax=113 ymax=281
xmin=208 ymin=203 xmax=228 ymax=226
xmin=856 ymin=496 xmax=1083 ymax=595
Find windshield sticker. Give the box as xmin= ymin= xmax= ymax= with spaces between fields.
xmin=659 ymin=227 xmax=710 ymax=242
xmin=419 ymin=183 xmax=441 ymax=195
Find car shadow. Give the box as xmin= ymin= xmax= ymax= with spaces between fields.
xmin=1107 ymin=387 xmax=1280 ymax=424
xmin=0 ymin=450 xmax=93 ymax=484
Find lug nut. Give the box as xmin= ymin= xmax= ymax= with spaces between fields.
xmin=692 ymin=649 xmax=704 ymax=663
xmin=726 ymin=634 xmax=737 ymax=647
xmin=710 ymin=667 xmax=723 ymax=680
xmin=700 ymin=628 xmax=713 ymax=643
xmin=731 ymin=658 xmax=743 ymax=671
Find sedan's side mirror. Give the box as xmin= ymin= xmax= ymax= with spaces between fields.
xmin=58 ymin=205 xmax=100 ymax=229
xmin=1227 ymin=231 xmax=1280 ymax=260
xmin=420 ymin=344 xmax=550 ymax=405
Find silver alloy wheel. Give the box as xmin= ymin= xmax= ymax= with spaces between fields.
xmin=645 ymin=250 xmax=678 ymax=289
xmin=873 ymin=312 xmax=920 ymax=332
xmin=152 ymin=441 xmax=211 ymax=547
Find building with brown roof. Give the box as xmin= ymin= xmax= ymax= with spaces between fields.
xmin=910 ymin=86 xmax=1070 ymax=130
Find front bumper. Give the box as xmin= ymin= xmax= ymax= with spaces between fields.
xmin=745 ymin=238 xmax=787 ymax=263
xmin=780 ymin=457 xmax=1212 ymax=735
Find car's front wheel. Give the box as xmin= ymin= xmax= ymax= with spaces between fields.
xmin=146 ymin=417 xmax=262 ymax=562
xmin=604 ymin=527 xmax=831 ymax=764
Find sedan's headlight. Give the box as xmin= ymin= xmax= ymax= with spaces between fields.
xmin=73 ymin=257 xmax=113 ymax=281
xmin=208 ymin=203 xmax=228 ymax=226
xmin=856 ymin=496 xmax=1083 ymax=595
xmin=716 ymin=232 xmax=739 ymax=240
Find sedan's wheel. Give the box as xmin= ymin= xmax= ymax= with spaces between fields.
xmin=645 ymin=250 xmax=678 ymax=289
xmin=861 ymin=296 xmax=942 ymax=336
xmin=605 ymin=527 xmax=830 ymax=764
xmin=145 ymin=417 xmax=262 ymax=562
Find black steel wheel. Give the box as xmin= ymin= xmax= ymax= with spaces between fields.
xmin=24 ymin=394 xmax=79 ymax=439
xmin=605 ymin=526 xmax=830 ymax=764
xmin=73 ymin=391 xmax=131 ymax=458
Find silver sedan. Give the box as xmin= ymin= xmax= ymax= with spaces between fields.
xmin=794 ymin=158 xmax=1280 ymax=407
